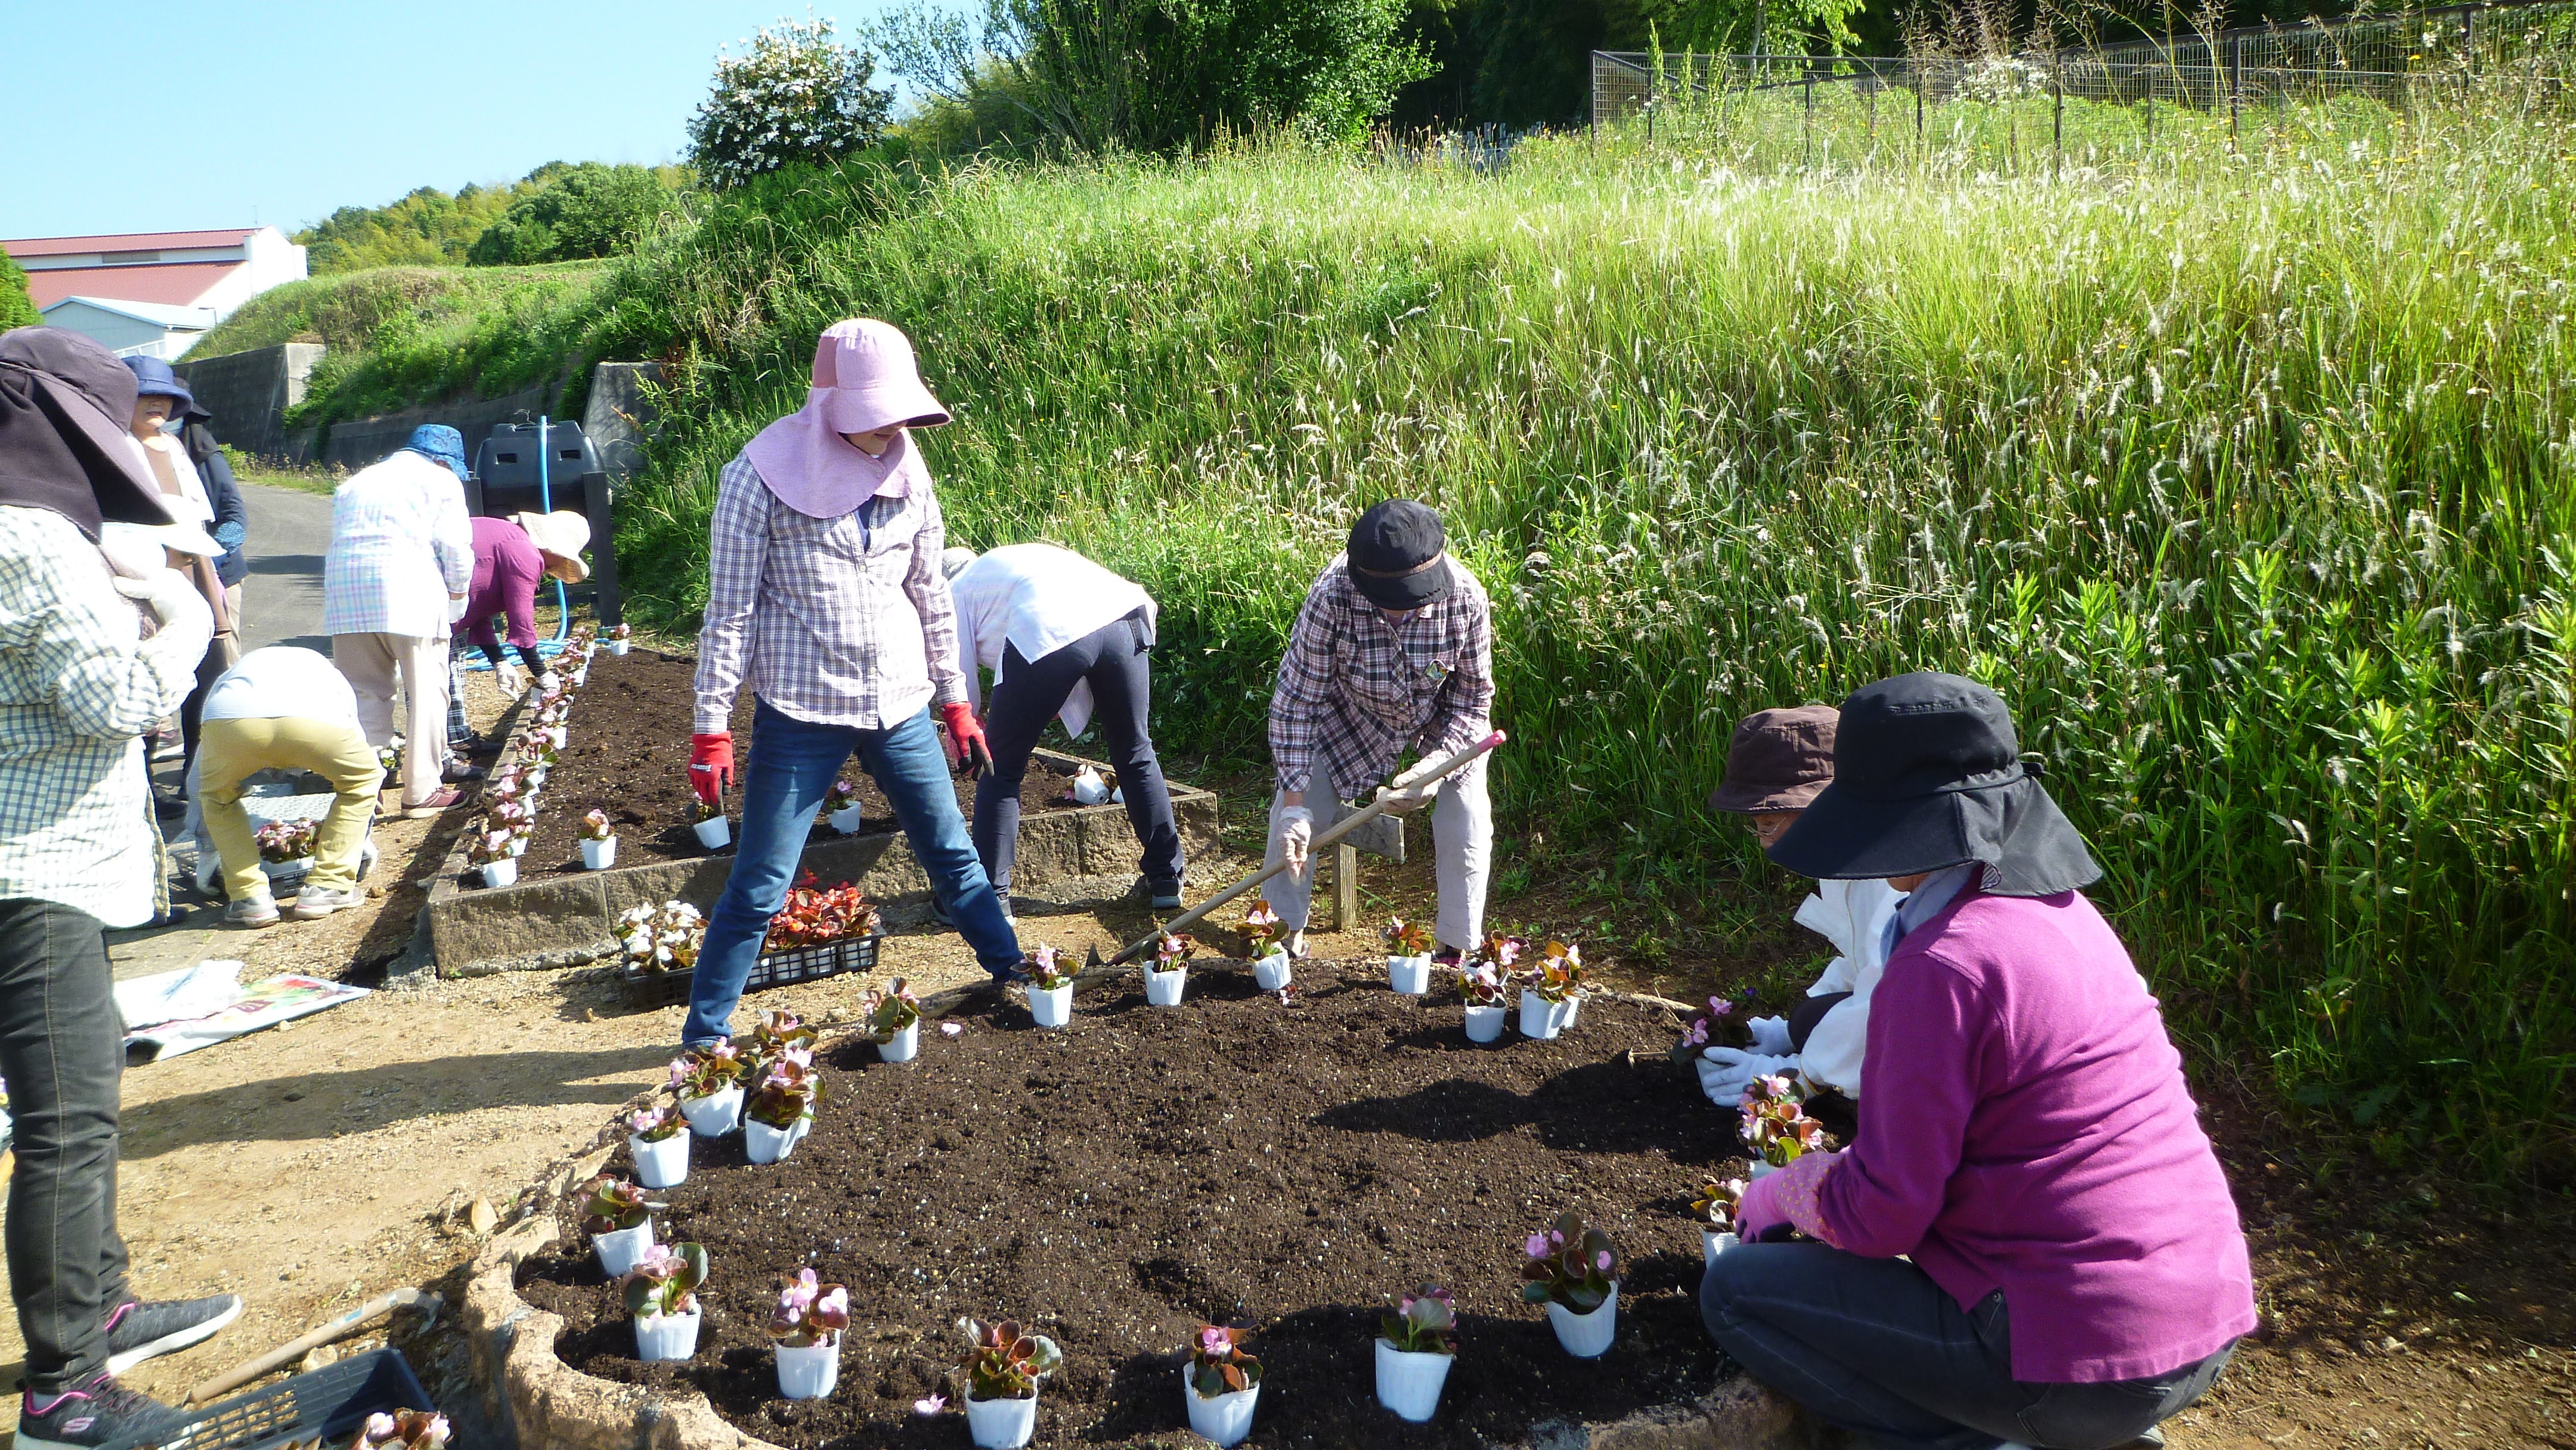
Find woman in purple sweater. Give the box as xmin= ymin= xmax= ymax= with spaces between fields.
xmin=1708 ymin=672 xmax=2253 ymax=1450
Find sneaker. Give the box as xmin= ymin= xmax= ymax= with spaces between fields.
xmin=401 ymin=787 xmax=465 ymax=819
xmin=454 ymin=731 xmax=501 ymax=759
xmin=104 ymin=1294 xmax=242 ymax=1374
xmin=225 ymin=896 xmax=280 ymax=929
xmin=287 ymin=887 xmax=364 ymax=921
xmin=929 ymin=895 xmax=1016 ymax=928
xmin=441 ymin=757 xmax=487 ymax=784
xmin=17 ymin=1370 xmax=177 ymax=1450
xmin=1147 ymin=882 xmax=1185 ymax=911
xmin=1431 ymin=945 xmax=1465 ymax=968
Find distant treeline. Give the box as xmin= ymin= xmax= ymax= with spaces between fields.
xmin=295 ymin=162 xmax=688 ymax=275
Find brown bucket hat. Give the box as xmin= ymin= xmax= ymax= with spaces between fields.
xmin=1707 ymin=705 xmax=1839 ymax=814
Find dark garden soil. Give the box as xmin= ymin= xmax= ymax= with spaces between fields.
xmin=516 ymin=963 xmax=1752 ymax=1448
xmin=512 ymin=651 xmax=1082 ymax=880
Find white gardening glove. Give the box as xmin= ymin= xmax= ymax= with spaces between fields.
xmin=1377 ymin=757 xmax=1440 ymax=816
xmin=535 ymin=671 xmax=562 ymax=695
xmin=494 ymin=661 xmax=527 ymax=699
xmin=1276 ymin=805 xmax=1314 ymax=880
xmin=130 ymin=569 xmax=213 ymax=666
xmin=1697 ymin=1046 xmax=1795 ymax=1108
xmin=1746 ymin=1015 xmax=1796 ymax=1056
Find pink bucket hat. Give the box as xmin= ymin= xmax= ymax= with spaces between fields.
xmin=809 ymin=319 xmax=950 ymax=435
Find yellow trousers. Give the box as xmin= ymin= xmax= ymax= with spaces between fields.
xmin=198 ymin=715 xmax=383 ymax=903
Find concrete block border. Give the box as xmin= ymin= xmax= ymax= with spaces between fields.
xmin=457 ymin=991 xmax=1815 ymax=1450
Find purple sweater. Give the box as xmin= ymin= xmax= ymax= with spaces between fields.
xmin=466 ymin=516 xmax=543 ymax=654
xmin=1806 ymin=887 xmax=2254 ymax=1382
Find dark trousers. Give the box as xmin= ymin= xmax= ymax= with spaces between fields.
xmin=972 ymin=612 xmax=1184 ymax=898
xmin=0 ymin=899 xmax=133 ymax=1391
xmin=1701 ymin=1242 xmax=2234 ymax=1450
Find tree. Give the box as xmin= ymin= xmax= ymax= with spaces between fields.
xmin=0 ymin=250 xmax=39 ymax=330
xmin=296 ymin=182 xmax=535 ymax=273
xmin=466 ymin=163 xmax=674 ymax=266
xmin=686 ymin=17 xmax=897 ymax=188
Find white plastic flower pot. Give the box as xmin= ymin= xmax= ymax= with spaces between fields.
xmin=1546 ymin=1283 xmax=1619 ymax=1359
xmin=1144 ymin=967 xmax=1188 ymax=1006
xmin=678 ymin=1085 xmax=742 ymax=1136
xmin=964 ymin=1389 xmax=1039 ymax=1448
xmin=481 ymin=857 xmax=519 ymax=888
xmin=634 ymin=1306 xmax=701 ymax=1362
xmin=746 ymin=1116 xmax=808 ymax=1165
xmin=548 ymin=726 xmax=568 ymax=750
xmin=571 ymin=666 xmax=589 ymax=687
xmin=1373 ymin=1339 xmax=1453 ymax=1423
xmin=1463 ymin=1004 xmax=1507 ymax=1043
xmin=1519 ymin=989 xmax=1571 ymax=1039
xmin=788 ymin=1113 xmax=811 ymax=1149
xmin=592 ymin=1222 xmax=654 ymax=1279
xmin=1703 ymin=1229 xmax=1739 ymax=1266
xmin=828 ymin=804 xmax=865 ymax=835
xmin=877 ymin=1023 xmax=920 ymax=1063
xmin=630 ymin=1132 xmax=689 ymax=1189
xmin=692 ymin=816 xmax=731 ymax=849
xmin=1386 ymin=955 xmax=1432 ymax=994
xmin=1029 ymin=984 xmax=1073 ymax=1028
xmin=608 ymin=639 xmax=631 ymax=656
xmin=1252 ymin=951 xmax=1293 ymax=991
xmin=1565 ymin=995 xmax=1584 ymax=1027
xmin=580 ymin=836 xmax=618 ymax=870
xmin=528 ymin=766 xmax=548 ymax=789
xmin=1182 ymin=1369 xmax=1260 ymax=1448
xmin=507 ymin=835 xmax=528 ymax=857
xmin=1747 ymin=1158 xmax=1778 ymax=1179
xmin=775 ymin=1339 xmax=840 ymax=1400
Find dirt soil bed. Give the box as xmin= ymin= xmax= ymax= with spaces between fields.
xmin=515 ymin=652 xmax=1081 ymax=879
xmin=516 ymin=963 xmax=1744 ymax=1448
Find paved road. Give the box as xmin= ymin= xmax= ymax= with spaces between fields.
xmin=236 ymin=481 xmax=333 ymax=652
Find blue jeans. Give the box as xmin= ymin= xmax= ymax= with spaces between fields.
xmin=683 ymin=699 xmax=1021 ymax=1045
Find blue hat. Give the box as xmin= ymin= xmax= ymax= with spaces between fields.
xmin=122 ymin=355 xmax=200 ymax=420
xmin=401 ymin=424 xmax=469 ymax=482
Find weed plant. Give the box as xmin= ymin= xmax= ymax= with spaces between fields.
xmin=585 ymin=85 xmax=2576 ymax=1177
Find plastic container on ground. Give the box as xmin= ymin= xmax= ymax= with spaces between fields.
xmin=592 ymin=1222 xmax=654 ymax=1278
xmin=631 ymin=1132 xmax=688 ymax=1189
xmin=580 ymin=836 xmax=618 ymax=870
xmin=634 ymin=1306 xmax=701 ymax=1362
xmin=1373 ymin=1339 xmax=1452 ymax=1422
xmin=746 ymin=1115 xmax=810 ymax=1164
xmin=1463 ymin=1004 xmax=1507 ymax=1042
xmin=1546 ymin=1284 xmax=1618 ymax=1359
xmin=692 ymin=816 xmax=730 ymax=849
xmin=1703 ymin=1229 xmax=1739 ymax=1265
xmin=875 ymin=1023 xmax=921 ymax=1064
xmin=97 ymin=1347 xmax=430 ymax=1450
xmin=677 ymin=1085 xmax=742 ymax=1136
xmin=481 ymin=858 xmax=518 ymax=888
xmin=1386 ymin=955 xmax=1432 ymax=994
xmin=1029 ymin=984 xmax=1073 ymax=1028
xmin=1182 ymin=1369 xmax=1259 ymax=1447
xmin=1145 ymin=968 xmax=1187 ymax=1006
xmin=1252 ymin=952 xmax=1293 ymax=991
xmin=964 ymin=1389 xmax=1039 ymax=1448
xmin=1519 ymin=989 xmax=1571 ymax=1039
xmin=776 ymin=1340 xmax=840 ymax=1400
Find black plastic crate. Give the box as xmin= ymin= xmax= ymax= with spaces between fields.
xmin=110 ymin=1347 xmax=430 ymax=1450
xmin=616 ymin=933 xmax=884 ymax=1008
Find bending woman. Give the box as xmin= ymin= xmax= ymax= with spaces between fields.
xmin=1708 ymin=672 xmax=2252 ymax=1450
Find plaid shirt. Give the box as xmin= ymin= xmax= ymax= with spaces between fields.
xmin=1270 ymin=555 xmax=1494 ymax=797
xmin=693 ymin=453 xmax=966 ymax=734
xmin=321 ymin=451 xmax=474 ymax=639
xmin=0 ymin=506 xmax=200 ymax=927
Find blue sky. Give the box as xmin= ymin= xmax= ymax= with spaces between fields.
xmin=3 ymin=1 xmax=917 ymax=241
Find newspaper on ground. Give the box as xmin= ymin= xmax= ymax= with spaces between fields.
xmin=117 ymin=961 xmax=370 ymax=1064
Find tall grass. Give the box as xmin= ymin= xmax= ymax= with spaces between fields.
xmin=603 ymin=92 xmax=2574 ymax=1178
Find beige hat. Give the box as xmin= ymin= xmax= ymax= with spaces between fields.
xmin=511 ymin=510 xmax=592 ymax=583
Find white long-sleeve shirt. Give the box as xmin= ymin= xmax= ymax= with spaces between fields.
xmin=1792 ymin=876 xmax=1902 ymax=1099
xmin=321 ymin=451 xmax=473 ymax=639
xmin=947 ymin=543 xmax=1154 ymax=738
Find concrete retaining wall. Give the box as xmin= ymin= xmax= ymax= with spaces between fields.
xmin=284 ymin=380 xmax=562 ymax=474
xmin=171 ymin=342 xmax=323 ymax=458
xmin=579 ymin=362 xmax=660 ymax=481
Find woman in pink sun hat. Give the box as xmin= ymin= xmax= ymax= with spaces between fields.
xmin=683 ymin=319 xmax=1022 ymax=1047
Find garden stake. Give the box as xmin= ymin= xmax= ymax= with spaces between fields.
xmin=1090 ymin=730 xmax=1506 ymax=969
xmin=184 ymin=1287 xmax=444 ymax=1405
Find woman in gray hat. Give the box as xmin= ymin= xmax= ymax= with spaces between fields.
xmin=1705 ymin=673 xmax=2251 ymax=1450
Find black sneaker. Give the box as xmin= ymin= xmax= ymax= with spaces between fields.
xmin=1147 ymin=882 xmax=1185 ymax=910
xmin=104 ymin=1293 xmax=242 ymax=1373
xmin=17 ymin=1370 xmax=177 ymax=1450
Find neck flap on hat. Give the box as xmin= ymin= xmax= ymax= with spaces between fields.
xmin=1948 ymin=769 xmax=2102 ymax=897
xmin=0 ymin=337 xmax=171 ymax=541
xmin=741 ymin=407 xmax=926 ymax=519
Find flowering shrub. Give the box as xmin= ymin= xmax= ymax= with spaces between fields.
xmin=1525 ymin=940 xmax=1587 ymax=1003
xmin=1690 ymin=1178 xmax=1747 ymax=1234
xmin=670 ymin=1041 xmax=747 ymax=1099
xmin=1518 ymin=1210 xmax=1617 ymax=1312
xmin=762 ymin=874 xmax=881 ymax=952
xmin=860 ymin=978 xmax=922 ymax=1043
xmin=1380 ymin=1285 xmax=1456 ymax=1354
xmin=581 ymin=808 xmax=614 ymax=842
xmin=1236 ymin=901 xmax=1287 ymax=959
xmin=770 ymin=1268 xmax=850 ymax=1347
xmin=1024 ymin=943 xmax=1073 ymax=990
xmin=1150 ymin=930 xmax=1196 ymax=971
xmin=628 ymin=1104 xmax=684 ymax=1144
xmin=577 ymin=1175 xmax=663 ymax=1234
xmin=348 ymin=1409 xmax=450 ymax=1450
xmin=623 ymin=1241 xmax=708 ymax=1318
xmin=685 ymin=17 xmax=895 ymax=189
xmin=956 ymin=1317 xmax=1063 ymax=1402
xmin=618 ymin=901 xmax=706 ymax=974
xmin=255 ymin=819 xmax=317 ymax=862
xmin=1383 ymin=916 xmax=1435 ymax=955
xmin=746 ymin=1048 xmax=825 ymax=1128
xmin=1670 ymin=992 xmax=1752 ymax=1062
xmin=1742 ymin=1073 xmax=1825 ymax=1168
xmin=1457 ymin=958 xmax=1510 ymax=1007
xmin=1186 ymin=1324 xmax=1262 ymax=1397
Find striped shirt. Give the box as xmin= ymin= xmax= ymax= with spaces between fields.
xmin=693 ymin=453 xmax=966 ymax=734
xmin=0 ymin=506 xmax=201 ymax=927
xmin=1269 ymin=555 xmax=1495 ymax=797
xmin=321 ymin=451 xmax=475 ymax=639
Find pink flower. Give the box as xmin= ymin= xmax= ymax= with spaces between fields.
xmin=1595 ymin=1249 xmax=1614 ymax=1272
xmin=1709 ymin=995 xmax=1734 ymax=1017
xmin=1524 ymin=1232 xmax=1550 ymax=1257
xmin=666 ymin=1058 xmax=691 ymax=1090
xmin=1549 ymin=1228 xmax=1565 ymax=1246
xmin=777 ymin=1267 xmax=819 ymax=1318
xmin=363 ymin=1414 xmax=397 ymax=1442
xmin=1198 ymin=1325 xmax=1233 ymax=1355
xmin=940 ymin=1021 xmax=964 ymax=1037
xmin=912 ymin=1395 xmax=947 ymax=1416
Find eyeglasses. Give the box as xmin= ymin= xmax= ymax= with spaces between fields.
xmin=1746 ymin=813 xmax=1799 ymax=847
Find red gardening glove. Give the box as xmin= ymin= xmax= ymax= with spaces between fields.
xmin=938 ymin=701 xmax=993 ymax=778
xmin=688 ymin=732 xmax=734 ymax=807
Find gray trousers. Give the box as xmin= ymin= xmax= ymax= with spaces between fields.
xmin=1260 ymin=753 xmax=1490 ymax=949
xmin=0 ymin=899 xmax=132 ymax=1390
xmin=1701 ymin=1242 xmax=2235 ymax=1450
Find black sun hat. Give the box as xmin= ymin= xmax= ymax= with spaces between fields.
xmin=1764 ymin=672 xmax=2100 ymax=897
xmin=1346 ymin=499 xmax=1454 ymax=611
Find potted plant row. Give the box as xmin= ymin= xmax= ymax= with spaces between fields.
xmin=1144 ymin=929 xmax=1194 ymax=1006
xmin=769 ymin=1268 xmax=850 ymax=1399
xmin=1522 ymin=1210 xmax=1620 ymax=1358
xmin=958 ymin=1317 xmax=1063 ymax=1449
xmin=1024 ymin=944 xmax=1075 ymax=1028
xmin=578 ymin=1174 xmax=663 ymax=1278
xmin=1238 ymin=904 xmax=1292 ymax=991
xmin=1383 ymin=916 xmax=1435 ymax=994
